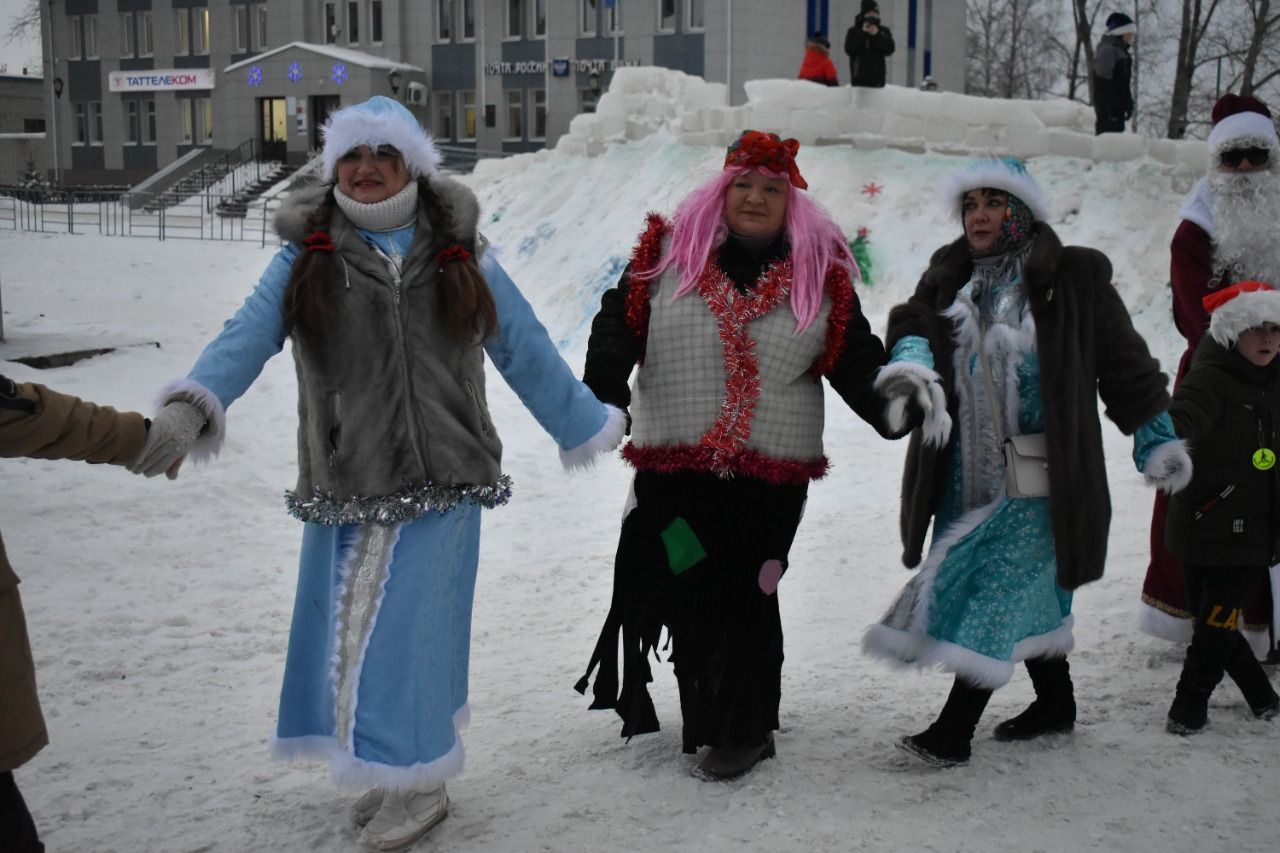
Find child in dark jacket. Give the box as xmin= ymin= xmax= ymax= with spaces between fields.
xmin=1164 ymin=280 xmax=1280 ymax=734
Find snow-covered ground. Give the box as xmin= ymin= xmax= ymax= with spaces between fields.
xmin=2 ymin=130 xmax=1277 ymax=853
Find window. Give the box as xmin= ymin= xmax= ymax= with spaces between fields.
xmin=462 ymin=0 xmax=475 ymax=40
xmin=532 ymin=0 xmax=546 ymax=36
xmin=605 ymin=0 xmax=621 ymax=34
xmin=23 ymin=118 xmax=45 ymax=133
xmin=505 ymin=89 xmax=523 ymax=140
xmin=175 ymin=9 xmax=191 ymax=55
xmin=324 ymin=2 xmax=337 ymax=43
xmin=120 ymin=12 xmax=135 ymax=57
xmin=88 ymin=101 xmax=102 ymax=144
xmin=460 ymin=90 xmax=476 ymax=140
xmin=436 ymin=0 xmax=451 ymax=41
xmin=235 ymin=7 xmax=250 ymax=52
xmin=194 ymin=8 xmax=210 ymax=55
xmin=144 ymin=100 xmax=157 ymax=143
xmin=181 ymin=99 xmax=194 ymax=143
xmin=580 ymin=88 xmax=598 ymax=114
xmin=70 ymin=16 xmax=83 ymax=59
xmin=531 ymin=89 xmax=546 ymax=140
xmin=686 ymin=0 xmax=704 ymax=31
xmin=580 ymin=0 xmax=596 ymax=36
xmin=126 ymin=100 xmax=140 ymax=143
xmin=658 ymin=0 xmax=675 ymax=32
xmin=506 ymin=0 xmax=521 ymax=38
xmin=370 ymin=1 xmax=382 ymax=43
xmin=257 ymin=5 xmax=269 ymax=48
xmin=200 ymin=98 xmax=214 ymax=143
xmin=433 ymin=90 xmax=453 ymax=141
xmin=140 ymin=11 xmax=154 ymax=56
xmin=347 ymin=1 xmax=359 ymax=43
xmin=74 ymin=102 xmax=87 ymax=144
xmin=83 ymin=14 xmax=98 ymax=58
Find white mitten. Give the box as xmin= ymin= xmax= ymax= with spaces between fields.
xmin=874 ymin=362 xmax=952 ymax=448
xmin=130 ymin=400 xmax=207 ymax=479
xmin=1144 ymin=439 xmax=1193 ymax=494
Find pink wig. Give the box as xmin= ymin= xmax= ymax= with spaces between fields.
xmin=637 ymin=166 xmax=856 ymax=332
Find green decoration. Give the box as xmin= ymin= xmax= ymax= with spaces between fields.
xmin=660 ymin=517 xmax=706 ymax=575
xmin=850 ymin=227 xmax=873 ymax=286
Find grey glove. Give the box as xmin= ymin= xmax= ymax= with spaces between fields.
xmin=1144 ymin=439 xmax=1193 ymax=494
xmin=131 ymin=400 xmax=207 ymax=479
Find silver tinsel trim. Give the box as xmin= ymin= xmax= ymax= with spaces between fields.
xmin=285 ymin=475 xmax=514 ymax=525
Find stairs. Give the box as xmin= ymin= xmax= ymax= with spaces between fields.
xmin=215 ymin=163 xmax=299 ymax=218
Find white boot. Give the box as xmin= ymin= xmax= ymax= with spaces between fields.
xmin=350 ymin=787 xmax=384 ymax=828
xmin=359 ymin=784 xmax=449 ymax=851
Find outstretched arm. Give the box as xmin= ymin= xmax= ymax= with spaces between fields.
xmin=0 ymin=376 xmax=146 ymax=466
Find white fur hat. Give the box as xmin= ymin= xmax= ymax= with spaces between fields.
xmin=1205 ymin=280 xmax=1280 ymax=346
xmin=320 ymin=96 xmax=442 ymax=181
xmin=941 ymin=157 xmax=1050 ymax=222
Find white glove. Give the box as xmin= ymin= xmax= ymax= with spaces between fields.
xmin=130 ymin=400 xmax=207 ymax=479
xmin=1144 ymin=439 xmax=1193 ymax=494
xmin=874 ymin=362 xmax=952 ymax=448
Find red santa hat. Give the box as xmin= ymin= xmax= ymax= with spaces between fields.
xmin=1203 ymin=280 xmax=1280 ymax=346
xmin=1206 ymin=94 xmax=1279 ymax=156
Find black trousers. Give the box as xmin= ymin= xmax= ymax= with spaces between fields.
xmin=0 ymin=771 xmax=44 ymax=853
xmin=1180 ymin=564 xmax=1276 ymax=707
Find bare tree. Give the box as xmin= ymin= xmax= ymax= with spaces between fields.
xmin=1167 ymin=0 xmax=1222 ymax=138
xmin=965 ymin=0 xmax=1063 ymax=100
xmin=5 ymin=0 xmax=40 ymax=45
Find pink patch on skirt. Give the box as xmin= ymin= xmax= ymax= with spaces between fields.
xmin=758 ymin=559 xmax=783 ymax=595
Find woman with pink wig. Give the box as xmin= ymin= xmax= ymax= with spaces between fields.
xmin=574 ymin=131 xmax=928 ymax=779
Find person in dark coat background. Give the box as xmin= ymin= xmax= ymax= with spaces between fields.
xmin=798 ymin=33 xmax=839 ymax=87
xmin=1093 ymin=12 xmax=1135 ymax=134
xmin=845 ymin=0 xmax=895 ymax=88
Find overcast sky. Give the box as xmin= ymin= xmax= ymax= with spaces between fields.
xmin=1 ymin=0 xmax=41 ymax=76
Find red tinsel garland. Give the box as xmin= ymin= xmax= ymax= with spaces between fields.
xmin=809 ymin=264 xmax=855 ymax=378
xmin=621 ymin=442 xmax=828 ymax=485
xmin=624 ymin=212 xmax=669 ymax=362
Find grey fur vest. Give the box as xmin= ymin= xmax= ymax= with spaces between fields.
xmin=274 ymin=177 xmax=508 ymax=525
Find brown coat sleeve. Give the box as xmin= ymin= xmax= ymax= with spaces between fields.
xmin=0 ymin=382 xmax=146 ymax=771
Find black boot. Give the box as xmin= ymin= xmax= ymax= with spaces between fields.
xmin=993 ymin=657 xmax=1077 ymax=741
xmin=1223 ymin=634 xmax=1280 ymax=718
xmin=896 ymin=679 xmax=993 ymax=767
xmin=1167 ymin=656 xmax=1216 ymax=735
xmin=696 ymin=734 xmax=776 ymax=780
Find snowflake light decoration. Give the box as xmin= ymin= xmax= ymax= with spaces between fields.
xmin=861 ymin=182 xmax=883 ymax=199
xmin=331 ymin=63 xmax=348 ymax=85
xmin=288 ymin=61 xmax=303 ymax=82
xmin=246 ymin=65 xmax=264 ymax=87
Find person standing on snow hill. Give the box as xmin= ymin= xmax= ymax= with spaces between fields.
xmin=574 ymin=130 xmax=919 ymax=780
xmin=845 ymin=0 xmax=895 ymax=88
xmin=1161 ymin=281 xmax=1280 ymax=735
xmin=130 ymin=96 xmax=625 ymax=851
xmin=863 ymin=158 xmax=1191 ymax=768
xmin=1092 ymin=12 xmax=1135 ymax=134
xmin=0 ymin=375 xmax=162 ymax=853
xmin=1139 ymin=94 xmax=1280 ymax=665
xmin=798 ymin=33 xmax=839 ymax=87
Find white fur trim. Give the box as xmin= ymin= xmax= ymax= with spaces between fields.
xmin=1137 ymin=600 xmax=1193 ymax=644
xmin=1243 ymin=627 xmax=1270 ymax=659
xmin=1178 ymin=178 xmax=1215 ymax=237
xmin=1143 ymin=439 xmax=1192 ymax=494
xmin=269 ymin=705 xmax=469 ymax=792
xmin=873 ymin=361 xmax=953 ymax=447
xmin=1207 ymin=112 xmax=1280 ymax=156
xmin=942 ymin=160 xmax=1050 ymax=222
xmin=1207 ymin=289 xmax=1280 ymax=346
xmin=157 ymin=377 xmax=226 ymax=463
xmin=559 ymin=404 xmax=628 ymax=471
xmin=321 ymin=98 xmax=442 ymax=181
xmin=1105 ymin=22 xmax=1136 ymax=35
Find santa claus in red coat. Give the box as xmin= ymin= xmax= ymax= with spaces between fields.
xmin=1141 ymin=94 xmax=1280 ymax=661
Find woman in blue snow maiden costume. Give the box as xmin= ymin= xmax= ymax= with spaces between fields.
xmin=131 ymin=96 xmax=626 ymax=849
xmin=863 ymin=158 xmax=1192 ymax=767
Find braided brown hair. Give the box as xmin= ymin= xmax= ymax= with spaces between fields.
xmin=283 ymin=178 xmax=498 ymax=344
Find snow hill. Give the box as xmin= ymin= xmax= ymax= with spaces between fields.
xmin=0 ymin=78 xmax=1275 ymax=853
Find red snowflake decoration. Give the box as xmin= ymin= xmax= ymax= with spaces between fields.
xmin=857 ymin=226 xmax=870 ymax=238
xmin=861 ymin=182 xmax=883 ymax=198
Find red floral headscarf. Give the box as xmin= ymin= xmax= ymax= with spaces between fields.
xmin=723 ymin=130 xmax=808 ymax=190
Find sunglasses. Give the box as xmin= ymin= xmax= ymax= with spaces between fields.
xmin=1220 ymin=147 xmax=1270 ymax=168
xmin=338 ymin=144 xmax=402 ymax=163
